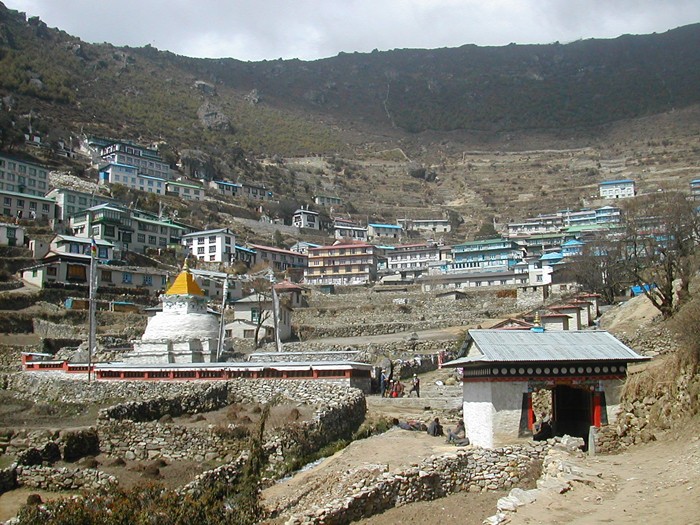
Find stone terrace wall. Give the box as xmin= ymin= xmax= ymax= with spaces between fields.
xmin=295 ymin=288 xmax=522 ymax=340
xmin=286 ymin=441 xmax=551 ymax=525
xmin=96 ymin=379 xmax=366 ymax=468
xmin=16 ymin=464 xmax=117 ymax=492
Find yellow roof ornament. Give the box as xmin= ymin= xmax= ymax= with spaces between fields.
xmin=165 ymin=259 xmax=204 ymax=296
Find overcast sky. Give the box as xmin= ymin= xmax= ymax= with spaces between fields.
xmin=4 ymin=0 xmax=700 ymax=61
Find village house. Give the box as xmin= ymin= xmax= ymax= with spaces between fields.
xmin=0 ymin=153 xmax=50 ymax=197
xmin=379 ymin=242 xmax=443 ymax=280
xmin=248 ymin=244 xmax=308 ymax=273
xmin=182 ymin=228 xmax=235 ymax=263
xmin=598 ymin=179 xmax=636 ymax=199
xmin=451 ymin=238 xmax=526 ymax=273
xmin=45 ymin=188 xmax=121 ymax=222
xmin=444 ymin=328 xmax=649 ymax=448
xmin=691 ymin=179 xmax=700 ymax=201
xmin=289 ymin=241 xmax=321 ymax=255
xmin=225 ymin=292 xmax=292 ymax=343
xmin=189 ymin=268 xmax=243 ymax=303
xmin=314 ymin=195 xmax=342 ymax=207
xmin=165 ymin=180 xmax=204 ymax=201
xmin=240 ymin=182 xmax=273 ymax=201
xmin=305 ymin=241 xmax=377 ymax=286
xmin=0 ymin=222 xmax=25 ymax=247
xmin=98 ymin=163 xmax=166 ymax=195
xmin=292 ymin=208 xmax=320 ymax=230
xmin=0 ymin=189 xmax=55 ymax=222
xmin=98 ymin=140 xmax=173 ymax=180
xmin=209 ymin=180 xmax=242 ymax=198
xmin=396 ymin=217 xmax=452 ymax=234
xmin=334 ymin=219 xmax=368 ymax=242
xmin=367 ymin=222 xmax=403 ymax=241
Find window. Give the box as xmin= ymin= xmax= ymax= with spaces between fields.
xmin=251 ymin=308 xmax=260 ymax=322
xmin=158 ymin=237 xmax=166 ymax=247
xmin=209 ymin=236 xmax=216 ymax=243
xmin=225 ymin=236 xmax=232 ymax=244
xmin=122 ymin=233 xmax=132 ymax=243
xmin=104 ymin=225 xmax=115 ymax=237
xmin=148 ymin=235 xmax=156 ymax=245
xmin=209 ymin=245 xmax=216 ymax=253
xmin=17 ymin=200 xmax=24 ymax=208
xmin=47 ymin=266 xmax=57 ymax=276
xmin=143 ymin=274 xmax=153 ymax=286
xmin=78 ymin=197 xmax=87 ymax=205
xmin=99 ymin=247 xmax=108 ymax=259
xmin=42 ymin=204 xmax=49 ymax=212
xmin=3 ymin=197 xmax=10 ymax=205
xmin=198 ymin=237 xmax=205 ymax=244
xmin=122 ymin=272 xmax=132 ymax=284
xmin=209 ymin=255 xmax=215 ymax=261
xmin=101 ymin=270 xmax=112 ymax=282
xmin=67 ymin=264 xmax=87 ymax=282
xmin=137 ymin=233 xmax=145 ymax=243
xmin=243 ymin=329 xmax=255 ymax=339
xmin=197 ymin=247 xmax=205 ymax=254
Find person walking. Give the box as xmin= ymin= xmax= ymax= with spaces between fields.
xmin=409 ymin=374 xmax=421 ymax=397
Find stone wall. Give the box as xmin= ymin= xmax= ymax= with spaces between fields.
xmin=15 ymin=464 xmax=117 ymax=492
xmin=285 ymin=440 xmax=551 ymax=525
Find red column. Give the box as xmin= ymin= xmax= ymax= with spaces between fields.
xmin=592 ymin=392 xmax=602 ymax=427
xmin=527 ymin=393 xmax=535 ymax=430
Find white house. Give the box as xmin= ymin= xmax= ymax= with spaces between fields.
xmin=444 ymin=329 xmax=649 ymax=448
xmin=225 ymin=293 xmax=292 ymax=343
xmin=165 ymin=180 xmax=204 ymax=201
xmin=598 ymin=179 xmax=635 ymax=199
xmin=182 ymin=228 xmax=236 ymax=263
xmin=0 ymin=153 xmax=50 ymax=196
xmin=292 ymin=208 xmax=320 ymax=230
xmin=368 ymin=223 xmax=402 ymax=241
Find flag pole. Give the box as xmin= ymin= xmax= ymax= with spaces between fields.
xmin=87 ymin=237 xmax=98 ymax=382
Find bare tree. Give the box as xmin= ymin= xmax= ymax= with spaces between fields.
xmin=568 ymin=237 xmax=626 ymax=304
xmin=617 ymin=191 xmax=699 ymax=318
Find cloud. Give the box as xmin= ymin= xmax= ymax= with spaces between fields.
xmin=4 ymin=0 xmax=700 ymax=60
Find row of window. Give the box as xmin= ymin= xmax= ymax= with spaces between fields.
xmin=0 ymin=159 xmax=48 ymax=178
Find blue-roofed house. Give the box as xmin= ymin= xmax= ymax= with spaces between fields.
xmin=598 ymin=179 xmax=636 ymax=199
xmin=368 ymin=223 xmax=403 ymax=241
xmin=451 ymin=238 xmax=525 ymax=273
xmin=561 ymin=239 xmax=585 ymax=257
xmin=443 ymin=328 xmax=649 ymax=448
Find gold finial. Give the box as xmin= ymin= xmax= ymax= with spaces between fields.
xmin=183 ymin=258 xmax=189 ymax=272
xmin=534 ymin=311 xmax=541 ymax=327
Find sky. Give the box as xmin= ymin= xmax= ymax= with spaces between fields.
xmin=4 ymin=0 xmax=700 ymax=62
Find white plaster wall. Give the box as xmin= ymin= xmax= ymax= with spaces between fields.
xmin=462 ymin=382 xmax=494 ymax=448
xmin=491 ymin=381 xmax=529 ymax=445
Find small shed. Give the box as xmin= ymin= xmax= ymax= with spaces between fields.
xmin=443 ymin=329 xmax=649 ymax=449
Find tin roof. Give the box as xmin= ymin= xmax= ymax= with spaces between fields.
xmin=443 ymin=329 xmax=648 ymax=366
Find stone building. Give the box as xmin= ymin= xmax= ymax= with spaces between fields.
xmin=444 ymin=328 xmax=649 ymax=449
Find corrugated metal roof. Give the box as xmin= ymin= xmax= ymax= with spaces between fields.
xmin=444 ymin=329 xmax=648 ymax=366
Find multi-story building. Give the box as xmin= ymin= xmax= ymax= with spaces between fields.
xmin=289 ymin=241 xmax=321 ymax=255
xmin=46 ymin=188 xmax=122 ymax=222
xmin=182 ymin=228 xmax=235 ymax=263
xmin=368 ymin=223 xmax=403 ymax=241
xmin=99 ymin=140 xmax=172 ymax=180
xmin=248 ymin=244 xmax=308 ymax=273
xmin=70 ymin=204 xmax=190 ymax=255
xmin=305 ymin=242 xmax=377 ymax=286
xmin=334 ymin=219 xmax=368 ymax=241
xmin=241 ymin=183 xmax=273 ymax=201
xmin=189 ymin=268 xmax=243 ymax=302
xmin=292 ymin=208 xmax=320 ymax=230
xmin=98 ymin=164 xmax=167 ymax=195
xmin=0 ymin=189 xmax=55 ymax=221
xmin=451 ymin=238 xmax=525 ymax=273
xmin=0 ymin=153 xmax=50 ymax=196
xmin=165 ymin=180 xmax=204 ymax=201
xmin=381 ymin=242 xmax=443 ymax=279
xmin=598 ymin=179 xmax=635 ymax=199
xmin=396 ymin=218 xmax=452 ymax=234
xmin=691 ymin=179 xmax=700 ymax=201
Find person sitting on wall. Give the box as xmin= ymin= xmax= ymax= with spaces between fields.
xmin=446 ymin=419 xmax=470 ymax=446
xmin=427 ymin=417 xmax=444 ymax=437
xmin=533 ymin=416 xmax=554 ymax=441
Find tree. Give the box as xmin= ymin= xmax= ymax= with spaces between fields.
xmin=568 ymin=237 xmax=626 ymax=304
xmin=617 ymin=191 xmax=699 ymax=318
xmin=245 ymin=275 xmax=274 ymax=349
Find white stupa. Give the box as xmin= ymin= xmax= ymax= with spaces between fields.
xmin=123 ymin=262 xmax=220 ymax=364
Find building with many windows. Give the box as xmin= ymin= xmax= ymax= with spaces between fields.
xmin=98 ymin=164 xmax=166 ymax=195
xmin=0 ymin=222 xmax=24 ymax=247
xmin=182 ymin=228 xmax=235 ymax=263
xmin=381 ymin=242 xmax=444 ymax=280
xmin=396 ymin=218 xmax=451 ymax=234
xmin=99 ymin=141 xmax=172 ymax=180
xmin=165 ymin=180 xmax=204 ymax=201
xmin=451 ymin=238 xmax=526 ymax=273
xmin=70 ymin=204 xmax=190 ymax=255
xmin=248 ymin=244 xmax=308 ymax=273
xmin=0 ymin=189 xmax=55 ymax=221
xmin=598 ymin=179 xmax=636 ymax=199
xmin=209 ymin=180 xmax=242 ymax=198
xmin=368 ymin=223 xmax=403 ymax=241
xmin=292 ymin=208 xmax=320 ymax=230
xmin=334 ymin=219 xmax=368 ymax=242
xmin=314 ymin=195 xmax=342 ymax=207
xmin=46 ymin=188 xmax=121 ymax=222
xmin=0 ymin=154 xmax=50 ymax=196
xmin=305 ymin=241 xmax=377 ymax=286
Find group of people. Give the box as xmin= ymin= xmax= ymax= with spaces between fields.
xmin=380 ymin=371 xmax=421 ymax=398
xmin=394 ymin=416 xmax=470 ymax=446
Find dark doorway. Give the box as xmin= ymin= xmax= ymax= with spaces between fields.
xmin=552 ymin=385 xmax=592 ymax=445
